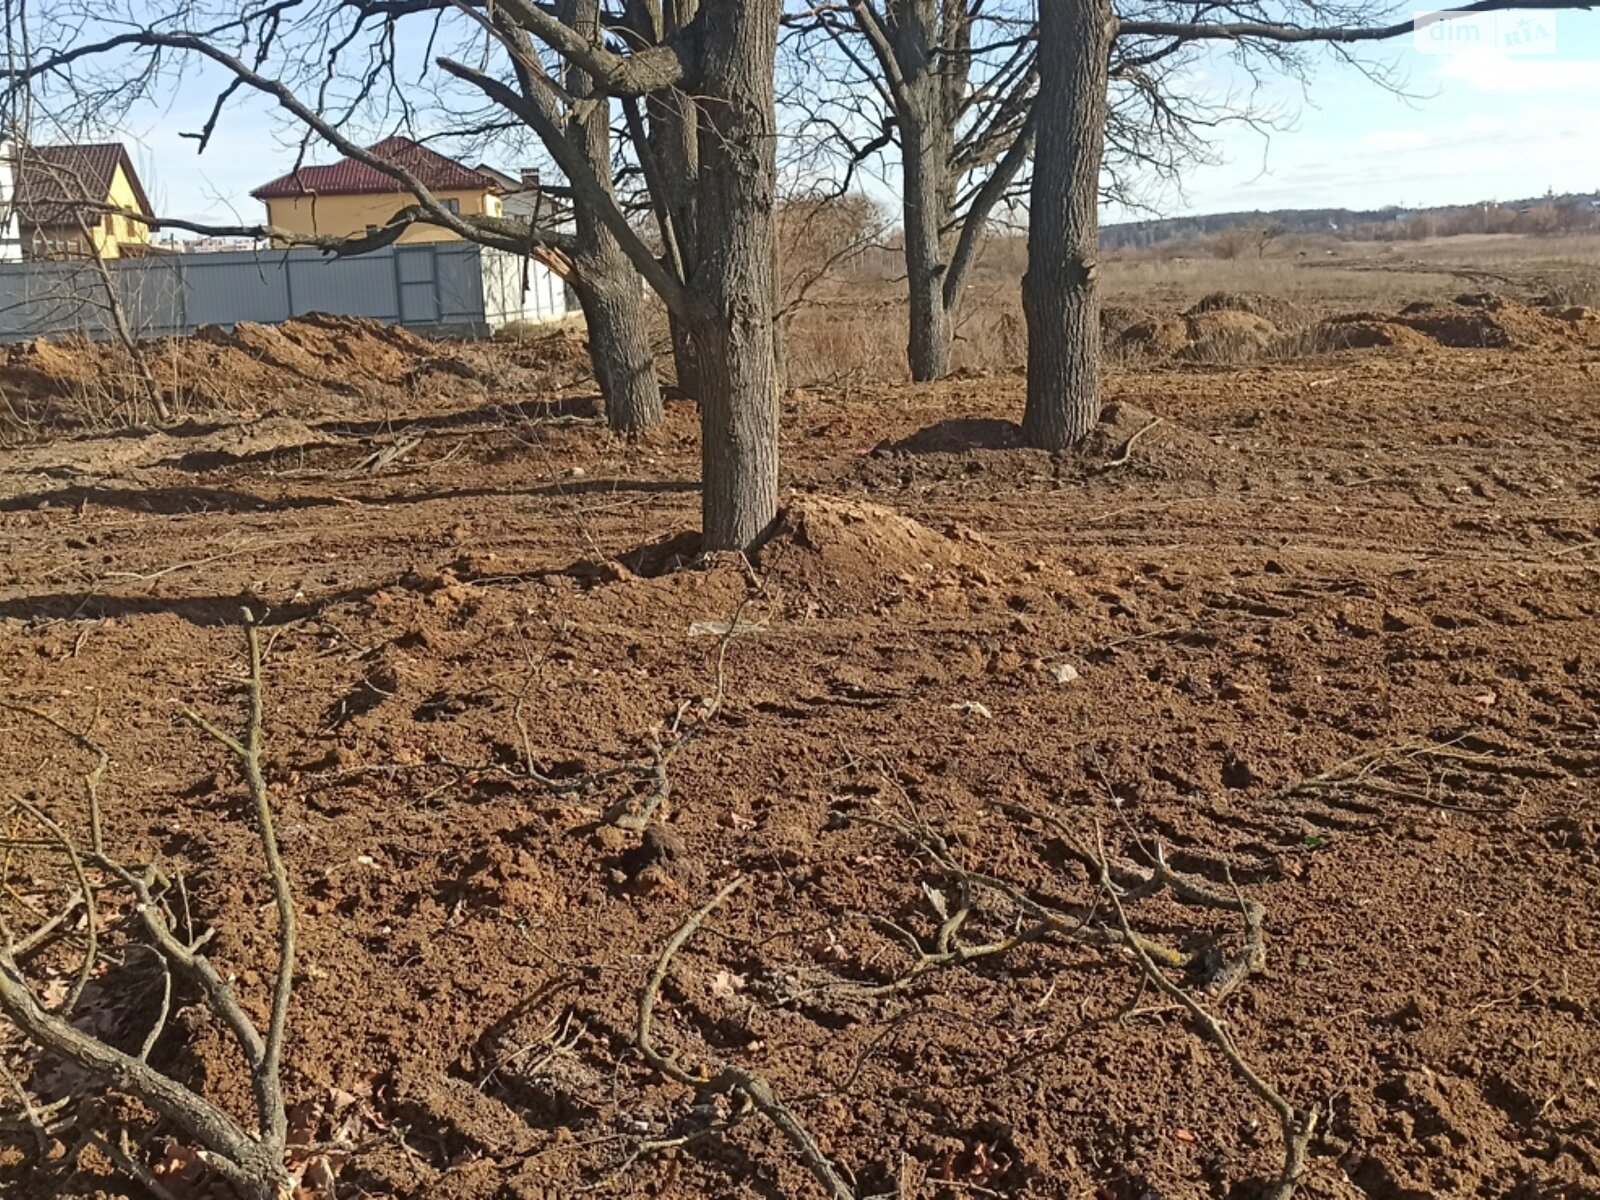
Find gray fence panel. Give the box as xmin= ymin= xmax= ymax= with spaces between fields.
xmin=184 ymin=253 xmax=292 ymax=327
xmin=0 ymin=240 xmax=571 ymax=343
xmin=436 ymin=245 xmax=489 ymax=324
xmin=285 ymin=254 xmax=398 ymax=321
xmin=115 ymin=256 xmax=187 ymax=337
xmin=395 ymin=246 xmax=439 ymax=324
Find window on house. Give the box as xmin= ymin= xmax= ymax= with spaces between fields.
xmin=104 ymin=213 xmax=116 ymax=234
xmin=442 ymin=198 xmax=460 ymax=214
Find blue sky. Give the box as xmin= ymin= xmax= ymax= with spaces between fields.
xmin=1141 ymin=10 xmax=1600 ymax=217
xmin=104 ymin=10 xmax=1600 ymax=228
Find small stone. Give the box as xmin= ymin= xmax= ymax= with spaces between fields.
xmin=1051 ymin=662 xmax=1080 ymax=684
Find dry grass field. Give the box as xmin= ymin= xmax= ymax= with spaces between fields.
xmin=1 ymin=231 xmax=1598 ymax=1200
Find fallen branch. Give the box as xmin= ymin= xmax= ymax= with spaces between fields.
xmin=1105 ymin=417 xmax=1163 ymax=468
xmin=0 ymin=609 xmax=301 ymax=1200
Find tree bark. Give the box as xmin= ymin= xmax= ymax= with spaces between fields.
xmin=1021 ymin=0 xmax=1111 ymax=451
xmin=572 ymin=263 xmax=662 ymax=433
xmin=564 ymin=0 xmax=662 ymax=433
xmin=690 ymin=0 xmax=781 ymax=551
xmin=902 ymin=116 xmax=955 ymax=382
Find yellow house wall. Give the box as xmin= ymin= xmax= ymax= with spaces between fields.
xmin=262 ymin=188 xmax=500 ymax=244
xmin=94 ymin=163 xmax=151 ymax=258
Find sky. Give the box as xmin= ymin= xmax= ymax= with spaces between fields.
xmin=89 ymin=9 xmax=1600 ymax=228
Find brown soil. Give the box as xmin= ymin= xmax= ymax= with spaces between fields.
xmin=2 ymin=308 xmax=1600 ymax=1200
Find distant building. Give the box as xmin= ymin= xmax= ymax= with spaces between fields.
xmin=476 ymin=164 xmax=565 ymax=225
xmin=251 ymin=137 xmax=506 ymax=245
xmin=11 ymin=142 xmax=154 ymax=259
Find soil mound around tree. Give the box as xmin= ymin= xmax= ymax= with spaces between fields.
xmin=875 ymin=418 xmax=1026 ymax=455
xmin=756 ymin=496 xmax=990 ymax=592
xmin=1076 ymin=401 xmax=1230 ymax=476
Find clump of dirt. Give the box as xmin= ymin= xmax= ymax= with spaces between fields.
xmin=1187 ymin=290 xmax=1313 ymax=331
xmin=1178 ymin=310 xmax=1280 ymax=362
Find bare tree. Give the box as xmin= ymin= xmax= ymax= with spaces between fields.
xmin=8 ymin=0 xmax=786 ymax=549
xmin=2 ymin=4 xmax=664 ymax=435
xmin=1021 ymin=0 xmax=1589 ymax=450
xmin=788 ymin=0 xmax=1036 ymax=382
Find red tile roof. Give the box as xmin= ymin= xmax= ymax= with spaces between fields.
xmin=12 ymin=143 xmax=153 ymax=228
xmin=251 ymin=137 xmax=500 ymax=200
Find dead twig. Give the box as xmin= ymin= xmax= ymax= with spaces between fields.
xmin=638 ymin=879 xmax=857 ymax=1200
xmin=1105 ymin=417 xmax=1163 ymax=468
xmin=0 ymin=609 xmax=300 ymax=1200
xmin=1096 ymin=826 xmax=1315 ymax=1200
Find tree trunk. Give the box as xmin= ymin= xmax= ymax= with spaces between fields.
xmin=903 ymin=120 xmax=955 ymax=382
xmin=573 ymin=261 xmax=662 ymax=433
xmin=1021 ymin=0 xmax=1111 ymax=451
xmin=691 ymin=0 xmax=780 ymax=551
xmin=667 ymin=311 xmax=701 ymax=398
xmin=564 ymin=0 xmax=662 ymax=433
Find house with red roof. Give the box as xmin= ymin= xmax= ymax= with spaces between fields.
xmin=10 ymin=142 xmax=154 ymax=259
xmin=251 ymin=137 xmax=504 ymax=245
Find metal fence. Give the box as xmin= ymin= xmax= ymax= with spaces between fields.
xmin=0 ymin=240 xmax=574 ymax=342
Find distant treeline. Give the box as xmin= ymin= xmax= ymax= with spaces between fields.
xmin=1102 ymin=192 xmax=1600 ymax=251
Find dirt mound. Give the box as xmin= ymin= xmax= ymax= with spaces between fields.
xmin=876 ymin=418 xmax=1026 ymax=455
xmin=1113 ymin=304 xmax=1294 ymax=363
xmin=1100 ymin=304 xmax=1156 ymax=345
xmin=1306 ymin=295 xmax=1600 ymax=354
xmin=1076 ymin=400 xmax=1230 ymax=475
xmin=1178 ymin=310 xmax=1280 ymax=362
xmin=1393 ymin=299 xmax=1515 ymax=348
xmin=197 ymin=313 xmax=441 ymax=387
xmin=1542 ymin=304 xmax=1598 ymax=324
xmin=1187 ymin=290 xmax=1313 ymax=330
xmin=0 ymin=316 xmax=495 ymax=439
xmin=1115 ymin=316 xmax=1190 ymax=357
xmin=1314 ymin=315 xmax=1436 ymax=350
xmin=1389 ymin=294 xmax=1598 ymax=349
xmin=757 ymin=496 xmax=997 ymax=607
